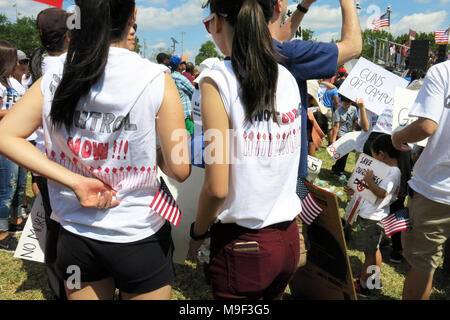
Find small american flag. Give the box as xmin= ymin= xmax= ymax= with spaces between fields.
xmin=149 ymin=177 xmax=181 ymax=227
xmin=372 ymin=12 xmax=390 ymax=31
xmin=32 ymin=0 xmax=63 ymax=8
xmin=381 ymin=207 xmax=410 ymax=237
xmin=435 ymin=29 xmax=449 ymax=45
xmin=297 ymin=179 xmax=323 ymax=226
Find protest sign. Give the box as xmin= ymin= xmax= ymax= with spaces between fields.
xmin=392 ymin=87 xmax=428 ymax=147
xmin=338 ymin=57 xmax=409 ymax=115
xmin=326 ymin=131 xmax=363 ymax=161
xmin=289 ymin=182 xmax=356 ymax=300
xmin=347 ymin=153 xmax=391 ymax=205
xmin=159 ymin=166 xmax=205 ymax=264
xmin=14 ymin=194 xmax=46 ymax=263
xmin=306 ymin=155 xmax=322 ymax=183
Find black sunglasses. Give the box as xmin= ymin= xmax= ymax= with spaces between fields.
xmin=19 ymin=59 xmax=29 ymax=65
xmin=133 ymin=23 xmax=137 ymax=32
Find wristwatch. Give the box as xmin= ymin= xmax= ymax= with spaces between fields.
xmin=297 ymin=4 xmax=309 ymax=14
xmin=190 ymin=222 xmax=210 ymax=241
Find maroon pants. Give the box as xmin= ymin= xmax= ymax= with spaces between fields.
xmin=209 ymin=220 xmax=300 ymax=300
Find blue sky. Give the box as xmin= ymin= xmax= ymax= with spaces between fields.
xmin=1 ymin=0 xmax=449 ymax=63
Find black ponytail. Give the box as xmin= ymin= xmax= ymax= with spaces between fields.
xmin=29 ymin=46 xmax=45 ymax=83
xmin=205 ymin=0 xmax=279 ymax=124
xmin=50 ymin=0 xmax=135 ymax=131
xmin=232 ymin=0 xmax=278 ymax=124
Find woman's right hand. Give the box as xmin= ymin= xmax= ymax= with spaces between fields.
xmin=72 ymin=177 xmax=120 ymax=209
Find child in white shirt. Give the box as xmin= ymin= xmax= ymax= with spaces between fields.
xmin=345 ymin=134 xmax=401 ymax=297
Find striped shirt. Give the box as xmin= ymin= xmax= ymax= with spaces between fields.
xmin=171 ymin=71 xmax=195 ymax=119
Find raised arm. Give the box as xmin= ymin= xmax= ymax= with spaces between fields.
xmin=335 ymin=0 xmax=362 ymax=66
xmin=277 ymin=0 xmax=316 ymax=42
xmin=356 ymin=98 xmax=369 ymax=131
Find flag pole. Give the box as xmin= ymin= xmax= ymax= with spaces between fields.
xmin=387 ymin=4 xmax=391 ymax=35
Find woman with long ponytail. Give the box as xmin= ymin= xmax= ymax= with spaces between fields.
xmin=188 ymin=0 xmax=303 ymax=300
xmin=0 ymin=0 xmax=190 ymax=300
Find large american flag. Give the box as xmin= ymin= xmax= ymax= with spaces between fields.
xmin=32 ymin=0 xmax=63 ymax=8
xmin=149 ymin=177 xmax=181 ymax=227
xmin=297 ymin=179 xmax=323 ymax=226
xmin=435 ymin=29 xmax=449 ymax=45
xmin=381 ymin=207 xmax=410 ymax=237
xmin=372 ymin=12 xmax=390 ymax=31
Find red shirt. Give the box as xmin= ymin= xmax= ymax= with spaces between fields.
xmin=182 ymin=72 xmax=195 ymax=85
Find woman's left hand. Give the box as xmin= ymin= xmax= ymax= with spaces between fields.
xmin=188 ymin=238 xmax=205 ymax=263
xmin=72 ymin=177 xmax=120 ymax=209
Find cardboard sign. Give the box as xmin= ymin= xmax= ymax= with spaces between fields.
xmin=14 ymin=194 xmax=46 ymax=263
xmin=344 ymin=195 xmax=364 ymax=225
xmin=306 ymin=155 xmax=322 ymax=183
xmin=338 ymin=57 xmax=409 ymax=115
xmin=348 ymin=153 xmax=391 ymax=205
xmin=326 ymin=131 xmax=363 ymax=161
xmin=158 ymin=166 xmax=205 ymax=265
xmin=392 ymin=87 xmax=428 ymax=147
xmin=289 ymin=183 xmax=356 ymax=300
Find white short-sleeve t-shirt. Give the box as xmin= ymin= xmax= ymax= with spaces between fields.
xmin=358 ymin=166 xmax=401 ymax=221
xmin=201 ymin=61 xmax=303 ymax=229
xmin=408 ymin=60 xmax=450 ymax=205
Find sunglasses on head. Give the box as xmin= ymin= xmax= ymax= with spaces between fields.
xmin=202 ymin=13 xmax=227 ymax=34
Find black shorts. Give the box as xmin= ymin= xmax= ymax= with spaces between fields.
xmin=56 ymin=222 xmax=175 ymax=294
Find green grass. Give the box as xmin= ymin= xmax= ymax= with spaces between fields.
xmin=1 ymin=150 xmax=449 ymax=300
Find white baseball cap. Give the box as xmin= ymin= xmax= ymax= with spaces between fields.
xmin=307 ymin=80 xmax=328 ymax=115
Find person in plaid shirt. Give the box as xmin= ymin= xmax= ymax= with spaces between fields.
xmin=170 ymin=55 xmax=195 ymax=135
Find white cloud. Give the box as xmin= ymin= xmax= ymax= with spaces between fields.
xmin=0 ymin=0 xmax=50 ymax=20
xmin=390 ymin=10 xmax=448 ymax=35
xmin=148 ymin=42 xmax=167 ymax=49
xmin=316 ymin=31 xmax=340 ymax=43
xmin=288 ymin=4 xmax=343 ymax=30
xmin=137 ymin=0 xmax=204 ymax=31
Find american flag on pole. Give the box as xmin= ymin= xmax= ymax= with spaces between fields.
xmin=297 ymin=179 xmax=323 ymax=226
xmin=149 ymin=177 xmax=181 ymax=227
xmin=32 ymin=0 xmax=64 ymax=8
xmin=381 ymin=207 xmax=410 ymax=237
xmin=435 ymin=29 xmax=449 ymax=45
xmin=372 ymin=12 xmax=390 ymax=31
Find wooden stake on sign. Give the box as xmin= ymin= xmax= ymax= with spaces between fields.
xmin=289 ymin=183 xmax=357 ymax=300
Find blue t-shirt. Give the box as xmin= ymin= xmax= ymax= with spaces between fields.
xmin=322 ymin=87 xmax=339 ymax=111
xmin=273 ymin=39 xmax=338 ymax=178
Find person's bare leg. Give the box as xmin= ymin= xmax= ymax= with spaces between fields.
xmin=121 ymin=285 xmax=172 ymax=300
xmin=402 ymin=267 xmax=433 ymax=300
xmin=65 ymin=277 xmax=116 ymax=300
